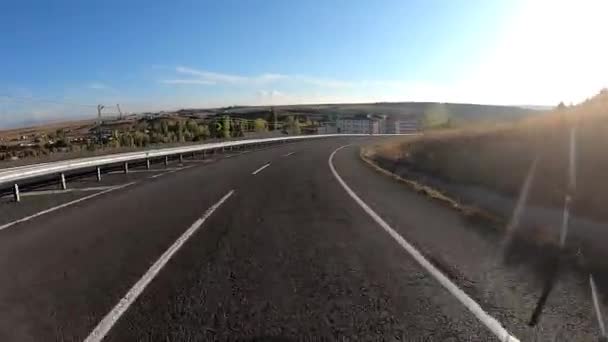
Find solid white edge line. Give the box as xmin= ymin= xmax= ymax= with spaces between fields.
xmin=328 ymin=145 xmax=519 ymax=342
xmin=107 ymin=168 xmax=182 ymax=174
xmin=0 ymin=186 xmax=115 ymax=198
xmin=148 ymin=165 xmax=196 ymax=179
xmin=84 ymin=189 xmax=235 ymax=342
xmin=251 ymin=163 xmax=271 ymax=175
xmin=224 ymin=151 xmax=250 ymax=159
xmin=149 ymin=169 xmax=178 ymax=179
xmin=0 ymin=182 xmax=137 ymax=232
xmin=181 ymin=159 xmax=214 ymax=163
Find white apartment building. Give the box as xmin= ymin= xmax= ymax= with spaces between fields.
xmin=336 ymin=118 xmax=379 ymax=134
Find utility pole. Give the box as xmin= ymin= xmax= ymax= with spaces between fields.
xmin=271 ymin=107 xmax=277 ymax=131
xmin=116 ymin=104 xmax=123 ymax=120
xmin=97 ymin=104 xmax=105 ymax=144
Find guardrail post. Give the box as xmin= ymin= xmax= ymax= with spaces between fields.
xmin=60 ymin=173 xmax=67 ymax=190
xmin=124 ymin=162 xmax=129 ymax=174
xmin=96 ymin=167 xmax=102 ymax=182
xmin=179 ymin=154 xmax=184 ymax=164
xmin=202 ymin=150 xmax=206 ymax=159
xmin=146 ymin=159 xmax=151 ymax=170
xmin=164 ymin=156 xmax=169 ymax=167
xmin=13 ymin=184 xmax=20 ymax=202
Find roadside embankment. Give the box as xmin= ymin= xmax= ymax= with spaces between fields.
xmin=361 ymin=91 xmax=608 ymax=290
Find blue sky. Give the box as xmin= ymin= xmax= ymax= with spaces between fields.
xmin=1 ymin=0 xmax=607 ymax=127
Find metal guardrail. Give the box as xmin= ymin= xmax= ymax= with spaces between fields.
xmin=0 ymin=134 xmax=408 ymax=201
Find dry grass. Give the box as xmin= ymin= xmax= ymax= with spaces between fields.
xmin=368 ymin=90 xmax=608 ymax=222
xmin=360 ymin=145 xmax=503 ymax=227
xmin=0 ymin=119 xmax=98 ymax=141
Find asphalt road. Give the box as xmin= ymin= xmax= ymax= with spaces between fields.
xmin=0 ymin=137 xmax=602 ymax=341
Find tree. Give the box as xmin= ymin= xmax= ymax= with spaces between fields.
xmin=184 ymin=130 xmax=194 ymax=141
xmin=86 ymin=142 xmax=97 ymax=151
xmin=165 ymin=131 xmax=176 ymax=143
xmin=284 ymin=116 xmax=301 ymax=135
xmin=254 ymin=118 xmax=268 ymax=132
xmin=109 ymin=130 xmax=121 ymax=148
xmin=177 ymin=120 xmax=185 ymax=142
xmin=209 ymin=120 xmax=220 ymax=138
xmin=120 ymin=133 xmax=134 ymax=147
xmin=56 ymin=129 xmax=66 ymax=140
xmin=270 ymin=107 xmax=277 ymax=131
xmin=222 ymin=116 xmax=231 ymax=139
xmin=132 ymin=131 xmax=150 ymax=147
xmin=557 ymin=101 xmax=567 ymax=110
xmin=186 ymin=119 xmax=200 ymax=136
xmin=195 ymin=124 xmax=210 ymax=141
xmin=150 ymin=132 xmax=164 ymax=144
xmin=161 ymin=120 xmax=170 ymax=135
xmin=135 ymin=120 xmax=149 ymax=132
xmin=54 ymin=137 xmax=70 ymax=148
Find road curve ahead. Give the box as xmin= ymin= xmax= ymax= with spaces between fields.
xmin=0 ymin=137 xmax=598 ymax=341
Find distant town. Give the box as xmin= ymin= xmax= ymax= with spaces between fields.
xmin=0 ymin=101 xmax=537 ymax=163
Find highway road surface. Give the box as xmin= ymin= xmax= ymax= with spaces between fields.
xmin=0 ymin=137 xmax=602 ymax=341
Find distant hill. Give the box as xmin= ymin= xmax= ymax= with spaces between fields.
xmin=215 ymin=102 xmax=540 ymax=126
xmin=1 ymin=101 xmax=541 ymax=136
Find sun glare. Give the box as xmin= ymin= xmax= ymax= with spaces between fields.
xmin=464 ymin=0 xmax=608 ymax=105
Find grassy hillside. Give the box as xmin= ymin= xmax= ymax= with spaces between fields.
xmin=369 ymin=89 xmax=608 ymax=224
xmin=360 ymin=90 xmax=608 ymax=294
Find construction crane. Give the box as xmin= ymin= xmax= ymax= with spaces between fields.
xmin=97 ymin=104 xmax=104 ymax=120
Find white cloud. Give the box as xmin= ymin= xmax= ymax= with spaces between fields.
xmin=176 ymin=66 xmax=247 ymax=84
xmin=293 ymin=76 xmax=355 ymax=88
xmin=160 ymin=66 xmax=459 ymax=105
xmin=164 ymin=66 xmax=422 ymax=92
xmin=172 ymin=66 xmax=288 ymax=85
xmin=164 ymin=66 xmax=362 ymax=88
xmin=256 ymin=89 xmax=291 ymax=104
xmin=161 ymin=79 xmax=215 ymax=85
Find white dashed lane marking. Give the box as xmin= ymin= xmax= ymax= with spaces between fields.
xmin=83 ymin=190 xmax=235 ymax=342
xmin=0 ymin=186 xmax=115 ymax=198
xmin=0 ymin=182 xmax=137 ymax=232
xmin=251 ymin=163 xmax=271 ymax=175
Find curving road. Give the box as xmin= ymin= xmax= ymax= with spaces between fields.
xmin=0 ymin=137 xmax=601 ymax=341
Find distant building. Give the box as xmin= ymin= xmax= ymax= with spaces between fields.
xmin=385 ymin=117 xmax=419 ymax=134
xmin=337 ymin=118 xmax=379 ymax=134
xmin=315 ymin=124 xmax=338 ymax=134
